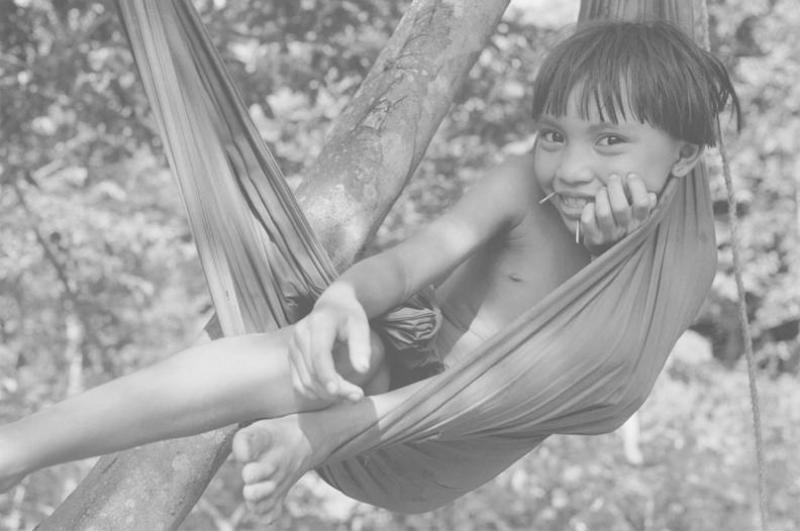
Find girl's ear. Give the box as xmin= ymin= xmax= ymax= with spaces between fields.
xmin=671 ymin=143 xmax=704 ymax=178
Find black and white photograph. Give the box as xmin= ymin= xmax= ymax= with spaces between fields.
xmin=0 ymin=0 xmax=797 ymax=529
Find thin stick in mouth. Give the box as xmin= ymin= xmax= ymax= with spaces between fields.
xmin=575 ymin=220 xmax=580 ymax=244
xmin=538 ymin=192 xmax=556 ymax=204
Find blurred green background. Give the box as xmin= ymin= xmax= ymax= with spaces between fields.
xmin=0 ymin=0 xmax=798 ymax=529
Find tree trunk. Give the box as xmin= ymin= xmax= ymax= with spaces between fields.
xmin=295 ymin=0 xmax=510 ymax=267
xmin=40 ymin=0 xmax=509 ymax=529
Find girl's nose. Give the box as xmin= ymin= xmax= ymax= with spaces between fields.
xmin=555 ymin=150 xmax=595 ymax=187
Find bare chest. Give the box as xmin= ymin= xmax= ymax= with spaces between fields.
xmin=436 ymin=208 xmax=589 ymax=338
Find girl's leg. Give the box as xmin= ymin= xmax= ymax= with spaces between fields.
xmin=232 ymin=376 xmax=430 ymax=517
xmin=0 ymin=327 xmax=387 ymax=491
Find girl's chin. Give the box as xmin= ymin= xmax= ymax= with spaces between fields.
xmin=560 ymin=216 xmax=581 ymax=237
xmin=559 ymin=211 xmax=582 ymax=228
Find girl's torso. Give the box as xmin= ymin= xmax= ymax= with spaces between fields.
xmin=433 ymin=158 xmax=590 ymax=362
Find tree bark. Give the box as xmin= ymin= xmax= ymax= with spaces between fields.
xmin=295 ymin=0 xmax=511 ymax=267
xmin=41 ymin=0 xmax=509 ymax=529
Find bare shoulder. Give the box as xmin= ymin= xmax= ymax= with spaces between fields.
xmin=461 ymin=153 xmax=538 ymax=229
xmin=489 ymin=153 xmax=537 ymax=195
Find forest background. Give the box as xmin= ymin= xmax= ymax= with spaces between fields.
xmin=0 ymin=0 xmax=798 ymax=529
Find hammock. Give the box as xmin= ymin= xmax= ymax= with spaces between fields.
xmin=116 ymin=0 xmax=716 ymax=513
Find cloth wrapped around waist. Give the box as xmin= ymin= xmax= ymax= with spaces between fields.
xmin=372 ymin=287 xmax=445 ymax=388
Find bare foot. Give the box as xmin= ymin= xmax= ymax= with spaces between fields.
xmin=232 ymin=415 xmax=329 ymax=522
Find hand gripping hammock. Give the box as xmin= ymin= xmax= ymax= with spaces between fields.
xmin=117 ymin=0 xmax=717 ymax=512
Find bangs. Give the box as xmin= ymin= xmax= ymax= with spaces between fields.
xmin=531 ymin=21 xmax=741 ymax=146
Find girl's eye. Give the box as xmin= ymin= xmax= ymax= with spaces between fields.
xmin=597 ymin=134 xmax=626 ymax=147
xmin=540 ymin=130 xmax=564 ymax=143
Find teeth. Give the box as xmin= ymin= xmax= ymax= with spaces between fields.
xmin=560 ymin=196 xmax=589 ymax=209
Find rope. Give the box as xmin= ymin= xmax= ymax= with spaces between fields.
xmin=698 ymin=1 xmax=768 ymax=528
xmin=716 ymin=125 xmax=769 ymax=531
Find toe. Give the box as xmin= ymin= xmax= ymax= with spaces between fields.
xmin=241 ymin=461 xmax=276 ymax=484
xmin=232 ymin=423 xmax=272 ymax=462
xmin=242 ymin=480 xmax=276 ymax=504
xmin=262 ymin=504 xmax=283 ymax=523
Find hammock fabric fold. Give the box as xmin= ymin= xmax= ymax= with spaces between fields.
xmin=117 ymin=0 xmax=716 ymax=513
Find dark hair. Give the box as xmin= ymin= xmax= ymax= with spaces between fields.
xmin=531 ymin=20 xmax=741 ymax=146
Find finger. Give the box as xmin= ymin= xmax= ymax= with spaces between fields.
xmin=580 ymin=201 xmax=599 ymax=247
xmin=288 ymin=336 xmax=305 ymax=395
xmin=307 ymin=313 xmax=339 ymax=396
xmin=308 ymin=333 xmax=341 ymax=398
xmin=291 ymin=346 xmax=321 ymax=400
xmin=287 ymin=327 xmax=304 ymax=375
xmin=328 ymin=341 xmax=365 ymax=401
xmin=292 ymin=362 xmax=320 ymax=400
xmin=593 ymin=188 xmax=615 ymax=236
xmin=333 ymin=377 xmax=364 ymax=402
xmin=606 ymin=174 xmax=632 ymax=228
xmin=346 ymin=315 xmax=372 ymax=374
xmin=626 ymin=173 xmax=651 ymax=220
xmin=289 ymin=325 xmax=320 ymax=399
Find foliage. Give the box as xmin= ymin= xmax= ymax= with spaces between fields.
xmin=705 ymin=0 xmax=800 ymax=374
xmin=0 ymin=0 xmax=204 ymax=396
xmin=0 ymin=0 xmax=798 ymax=529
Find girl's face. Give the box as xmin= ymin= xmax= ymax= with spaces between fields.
xmin=533 ymin=91 xmax=696 ymax=233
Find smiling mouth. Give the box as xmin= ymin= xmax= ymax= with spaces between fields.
xmin=557 ymin=195 xmax=590 ymax=217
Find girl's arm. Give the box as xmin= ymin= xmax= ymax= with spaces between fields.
xmin=289 ymin=157 xmax=533 ymax=400
xmin=327 ymin=157 xmax=533 ymax=317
